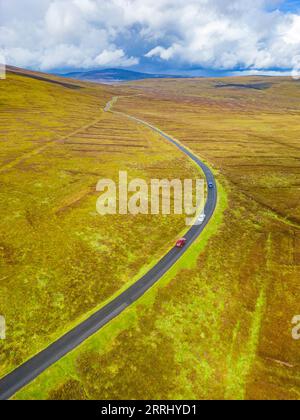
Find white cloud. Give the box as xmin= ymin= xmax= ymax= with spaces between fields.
xmin=283 ymin=15 xmax=300 ymax=45
xmin=94 ymin=49 xmax=138 ymax=67
xmin=0 ymin=0 xmax=139 ymax=69
xmin=144 ymin=0 xmax=300 ymax=70
xmin=146 ymin=45 xmax=180 ymax=61
xmin=0 ymin=0 xmax=300 ymax=71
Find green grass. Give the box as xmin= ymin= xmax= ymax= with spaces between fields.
xmin=0 ymin=71 xmax=202 ymax=379
xmin=14 ymin=174 xmax=227 ymax=400
xmin=27 ymin=76 xmax=300 ymax=400
xmin=4 ymin=72 xmax=300 ymax=400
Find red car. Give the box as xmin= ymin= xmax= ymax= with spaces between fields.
xmin=176 ymin=238 xmax=187 ymax=248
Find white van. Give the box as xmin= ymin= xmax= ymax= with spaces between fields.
xmin=197 ymin=214 xmax=206 ymax=225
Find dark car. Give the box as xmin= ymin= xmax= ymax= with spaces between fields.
xmin=208 ymin=182 xmax=214 ymax=189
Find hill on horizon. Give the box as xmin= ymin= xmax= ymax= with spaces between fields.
xmin=59 ymin=68 xmax=190 ymax=84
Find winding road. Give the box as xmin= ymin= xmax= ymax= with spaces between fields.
xmin=0 ymin=99 xmax=217 ymax=400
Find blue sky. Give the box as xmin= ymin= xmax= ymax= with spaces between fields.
xmin=1 ymin=0 xmax=300 ymax=75
xmin=274 ymin=0 xmax=300 ymax=12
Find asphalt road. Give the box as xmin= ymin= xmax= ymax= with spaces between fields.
xmin=0 ymin=109 xmax=217 ymax=400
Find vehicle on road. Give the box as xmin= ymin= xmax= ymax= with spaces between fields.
xmin=0 ymin=94 xmax=218 ymax=401
xmin=197 ymin=214 xmax=206 ymax=225
xmin=176 ymin=238 xmax=187 ymax=248
xmin=208 ymin=182 xmax=214 ymax=189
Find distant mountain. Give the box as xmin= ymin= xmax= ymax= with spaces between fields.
xmin=60 ymin=68 xmax=188 ymax=84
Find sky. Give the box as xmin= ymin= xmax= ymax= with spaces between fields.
xmin=1 ymin=0 xmax=300 ymax=75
